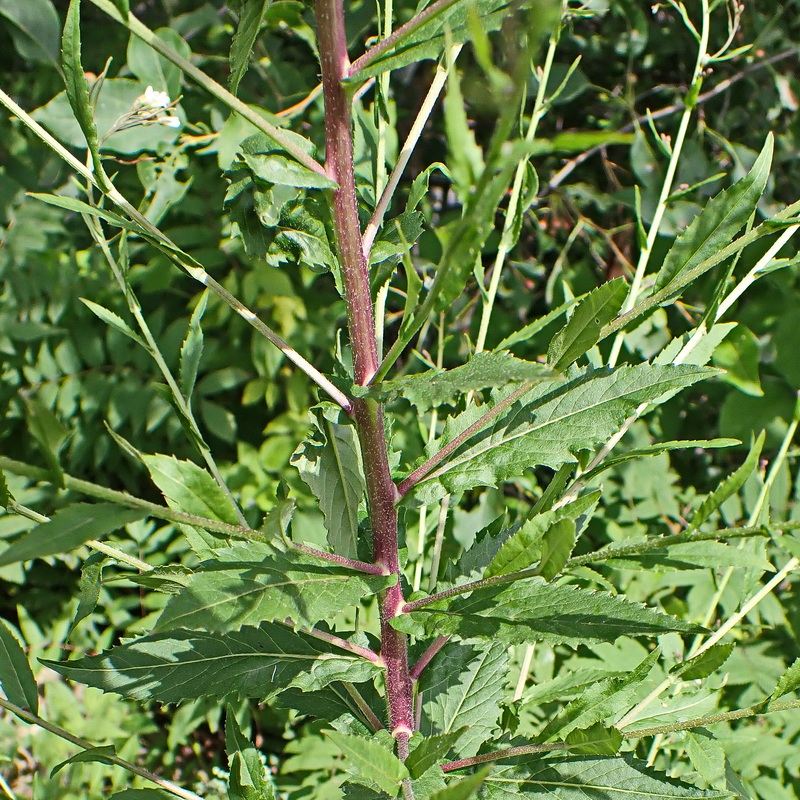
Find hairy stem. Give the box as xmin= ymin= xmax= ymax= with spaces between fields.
xmin=315 ymin=0 xmax=414 ymax=759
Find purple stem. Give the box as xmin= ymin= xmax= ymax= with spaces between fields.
xmin=441 ymin=742 xmax=570 ymax=773
xmin=348 ymin=0 xmax=460 ymax=79
xmin=291 ymin=541 xmax=387 ymax=575
xmin=315 ymin=0 xmax=414 ymax=758
xmin=410 ymin=635 xmax=449 ymax=680
xmin=304 ymin=626 xmax=383 ymax=664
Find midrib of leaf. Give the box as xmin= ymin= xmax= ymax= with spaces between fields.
xmin=424 ymin=370 xmax=700 ymax=483
xmin=487 ymin=776 xmax=703 ymax=797
xmin=324 ymin=416 xmax=359 ymax=540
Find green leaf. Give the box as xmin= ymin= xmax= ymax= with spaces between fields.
xmin=429 ymin=767 xmax=491 ymax=800
xmin=411 ymin=364 xmax=714 ymax=503
xmin=608 ymin=541 xmax=772 ymax=572
xmin=80 ymin=298 xmax=147 ymax=348
xmin=229 ymin=0 xmax=272 ymax=95
xmin=127 ymin=27 xmax=189 ymax=99
xmin=0 ymin=619 xmax=38 ymax=713
xmin=240 ymin=136 xmax=336 ymax=188
xmin=670 ymin=643 xmax=734 ymax=681
xmin=22 ymin=395 xmax=69 ymax=488
xmin=28 ymin=193 xmax=139 ymax=232
xmin=226 ymin=711 xmax=275 ymax=800
xmin=537 ymin=519 xmax=577 ymax=581
xmin=61 ymin=0 xmax=105 ymax=185
xmin=110 ymin=0 xmax=129 ymax=16
xmin=538 ymin=648 xmax=660 ymax=741
xmin=142 ymin=454 xmax=240 ymax=526
xmin=712 ymin=325 xmax=763 ymax=397
xmin=0 ymin=504 xmax=145 ymax=567
xmin=565 ymin=724 xmax=623 ymax=756
xmin=419 ymin=641 xmax=508 ymax=758
xmin=496 ymin=297 xmax=580 ymax=351
xmin=769 ymin=657 xmax=800 ymax=702
xmin=180 ymin=290 xmax=209 ymax=399
xmin=395 ymin=579 xmax=701 ymax=645
xmin=290 ymin=405 xmax=365 ymax=559
xmin=372 ymin=352 xmax=554 ymax=410
xmin=482 ymin=756 xmax=730 ymax=798
xmin=327 ymin=731 xmax=408 ymax=796
xmin=69 ymin=552 xmax=105 ymax=634
xmin=407 ymin=730 xmax=467 ymax=778
xmin=155 ymin=541 xmax=393 ymax=632
xmin=687 ymin=432 xmax=765 ymax=531
xmin=0 ymin=471 xmax=12 ymax=508
xmin=485 ymin=493 xmax=599 ymax=579
xmin=51 ymin=745 xmax=116 ymax=777
xmin=44 ymin=621 xmax=374 ymax=703
xmin=0 ymin=0 xmax=60 ymax=65
xmin=654 ymin=134 xmax=773 ymax=292
xmin=109 ymin=792 xmax=170 ymax=800
xmin=547 ymin=278 xmax=627 ymax=372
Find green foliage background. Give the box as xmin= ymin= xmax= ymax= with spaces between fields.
xmin=1 ymin=0 xmax=800 ymax=797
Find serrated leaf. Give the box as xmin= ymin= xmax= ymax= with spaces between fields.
xmin=429 ymin=767 xmax=491 ymax=800
xmin=180 ymin=290 xmax=208 ymax=399
xmin=290 ymin=404 xmax=365 ymax=559
xmin=485 ymin=494 xmax=599 ymax=579
xmin=0 ymin=504 xmax=145 ymax=567
xmin=44 ymin=621 xmax=376 ymax=703
xmin=565 ymin=724 xmax=623 ymax=756
xmin=226 ymin=711 xmax=274 ymax=800
xmin=538 ymin=519 xmax=577 ymax=581
xmin=142 ymin=454 xmax=240 ymax=526
xmin=156 ymin=541 xmax=392 ymax=632
xmin=687 ymin=432 xmax=764 ymax=531
xmin=326 ymin=731 xmax=408 ymax=796
xmin=670 ymin=643 xmax=734 ymax=681
xmin=61 ymin=0 xmax=105 ymax=183
xmin=482 ymin=756 xmax=730 ymax=798
xmin=407 ymin=730 xmax=467 ymax=778
xmin=22 ymin=394 xmax=68 ymax=488
xmin=609 ymin=541 xmax=772 ymax=572
xmin=372 ymin=352 xmax=554 ymax=410
xmin=496 ymin=296 xmax=580 ymax=351
xmin=548 ymin=278 xmax=627 ymax=372
xmin=229 ymin=0 xmax=272 ymax=94
xmin=654 ymin=135 xmax=773 ymax=292
xmin=419 ymin=641 xmax=508 ymax=758
xmin=80 ymin=298 xmax=147 ymax=348
xmin=395 ymin=579 xmax=701 ymax=645
xmin=539 ymin=648 xmax=660 ymax=741
xmin=0 ymin=620 xmax=38 ymax=713
xmin=51 ymin=744 xmax=116 ymax=777
xmin=242 ymin=152 xmax=337 ymax=189
xmin=411 ymin=364 xmax=714 ymax=503
xmin=769 ymin=657 xmax=800 ymax=701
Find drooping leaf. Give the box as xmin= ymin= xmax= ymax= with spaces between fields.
xmin=607 ymin=541 xmax=772 ymax=572
xmin=0 ymin=504 xmax=145 ymax=567
xmin=496 ymin=297 xmax=580 ymax=351
xmin=0 ymin=0 xmax=60 ymax=65
xmin=769 ymin=657 xmax=800 ymax=702
xmin=44 ymin=621 xmax=376 ymax=703
xmin=485 ymin=493 xmax=599 ymax=579
xmin=69 ymin=552 xmax=105 ymax=634
xmin=0 ymin=620 xmax=38 ymax=713
xmin=290 ymin=404 xmax=365 ymax=559
xmin=547 ymin=278 xmax=627 ymax=372
xmin=326 ymin=731 xmax=408 ymax=796
xmin=654 ymin=135 xmax=773 ymax=292
xmin=670 ymin=643 xmax=734 ymax=681
xmin=687 ymin=432 xmax=764 ymax=531
xmin=419 ymin=641 xmax=508 ymax=758
xmin=429 ymin=767 xmax=491 ymax=800
xmin=51 ymin=745 xmax=116 ymax=777
xmin=180 ymin=290 xmax=209 ymax=399
xmin=370 ymin=352 xmax=554 ymax=411
xmin=406 ymin=730 xmax=467 ymax=778
xmin=0 ymin=471 xmax=10 ymax=508
xmin=481 ymin=755 xmax=730 ymax=799
xmin=142 ymin=454 xmax=240 ymax=526
xmin=409 ymin=364 xmax=714 ymax=503
xmin=537 ymin=519 xmax=577 ymax=581
xmin=80 ymin=298 xmax=147 ymax=348
xmin=712 ymin=324 xmax=763 ymax=397
xmin=155 ymin=541 xmax=392 ymax=632
xmin=229 ymin=0 xmax=272 ymax=95
xmin=22 ymin=394 xmax=68 ymax=488
xmin=242 ymin=151 xmax=337 ymax=189
xmin=564 ymin=724 xmax=623 ymax=756
xmin=538 ymin=648 xmax=660 ymax=741
xmin=226 ymin=711 xmax=275 ymax=800
xmin=394 ymin=578 xmax=701 ymax=645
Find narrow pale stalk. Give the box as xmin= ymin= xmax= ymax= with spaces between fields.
xmin=315 ymin=0 xmax=414 ymax=759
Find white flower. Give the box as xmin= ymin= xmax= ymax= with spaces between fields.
xmin=159 ymin=115 xmax=181 ymax=128
xmin=134 ymin=85 xmax=172 ymax=110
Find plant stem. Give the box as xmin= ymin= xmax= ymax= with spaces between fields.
xmin=0 ymin=697 xmax=203 ymax=800
xmin=314 ymin=0 xmax=414 ymax=761
xmin=409 ymin=635 xmax=449 ymax=680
